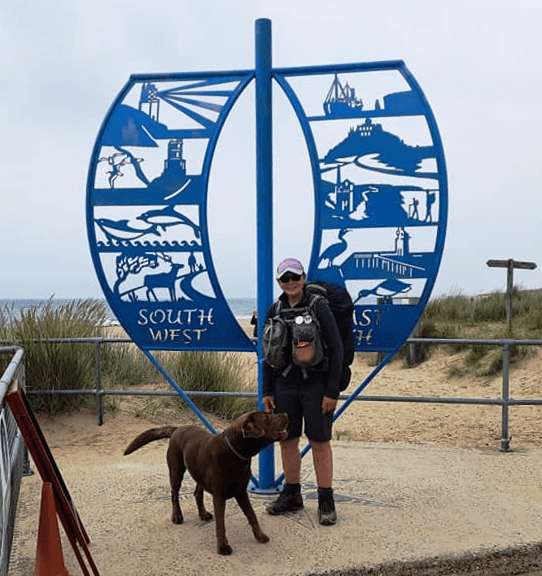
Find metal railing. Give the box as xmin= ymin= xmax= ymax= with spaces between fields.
xmin=8 ymin=336 xmax=542 ymax=452
xmin=0 ymin=347 xmax=27 ymax=576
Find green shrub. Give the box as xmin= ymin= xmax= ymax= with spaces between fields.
xmin=3 ymin=288 xmax=541 ymax=415
xmin=0 ymin=300 xmax=256 ymax=419
xmin=465 ymin=345 xmax=487 ymax=367
xmin=102 ymin=341 xmax=158 ymax=389
xmin=400 ymin=316 xmax=460 ymax=366
xmin=0 ymin=299 xmax=108 ymax=413
xmin=158 ymin=351 xmax=256 ymax=419
xmin=448 ymin=365 xmax=466 ymax=378
xmin=412 ymin=287 xmax=542 ymax=374
xmin=423 ymin=290 xmax=472 ymax=322
xmin=524 ymin=308 xmax=542 ymax=332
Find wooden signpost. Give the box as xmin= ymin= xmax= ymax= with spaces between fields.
xmin=486 ymin=259 xmax=537 ymax=332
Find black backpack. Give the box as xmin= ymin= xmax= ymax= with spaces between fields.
xmin=262 ymin=281 xmax=355 ymax=391
xmin=305 ymin=282 xmax=355 ymax=391
xmin=262 ymin=296 xmax=325 ymax=377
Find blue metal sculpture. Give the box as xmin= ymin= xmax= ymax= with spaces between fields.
xmin=87 ymin=19 xmax=447 ymax=489
xmin=274 ymin=63 xmax=447 ymax=353
xmin=87 ymin=73 xmax=255 ymax=352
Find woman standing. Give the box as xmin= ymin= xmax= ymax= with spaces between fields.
xmin=262 ymin=258 xmax=343 ymax=525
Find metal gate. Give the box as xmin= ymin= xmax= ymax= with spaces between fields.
xmin=0 ymin=347 xmax=26 ymax=576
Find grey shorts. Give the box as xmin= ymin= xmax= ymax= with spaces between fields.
xmin=274 ymin=380 xmax=334 ymax=442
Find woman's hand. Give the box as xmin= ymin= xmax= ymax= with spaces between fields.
xmin=262 ymin=395 xmax=276 ymax=414
xmin=322 ymin=396 xmax=337 ymax=414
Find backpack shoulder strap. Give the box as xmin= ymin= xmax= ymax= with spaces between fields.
xmin=305 ymin=291 xmax=326 ymax=316
xmin=272 ymin=299 xmax=282 ymax=316
xmin=305 ymin=282 xmax=328 ymax=298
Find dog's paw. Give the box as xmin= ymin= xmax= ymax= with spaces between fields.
xmin=200 ymin=511 xmax=213 ymax=522
xmin=171 ymin=512 xmax=184 ymax=524
xmin=256 ymin=532 xmax=270 ymax=544
xmin=218 ymin=543 xmax=233 ymax=555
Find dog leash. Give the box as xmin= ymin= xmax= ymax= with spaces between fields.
xmin=223 ymin=434 xmax=249 ymax=461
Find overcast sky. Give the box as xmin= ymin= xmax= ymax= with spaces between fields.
xmin=1 ymin=0 xmax=541 ymax=301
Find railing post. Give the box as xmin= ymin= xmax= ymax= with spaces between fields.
xmin=500 ymin=340 xmax=511 ymax=451
xmin=94 ymin=340 xmax=103 ymax=426
xmin=409 ymin=322 xmax=421 ymax=366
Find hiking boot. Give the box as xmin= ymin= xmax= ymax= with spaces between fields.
xmin=318 ymin=488 xmax=337 ymax=526
xmin=266 ymin=483 xmax=304 ymax=515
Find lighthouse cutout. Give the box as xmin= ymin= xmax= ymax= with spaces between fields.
xmin=395 ymin=227 xmax=410 ymax=257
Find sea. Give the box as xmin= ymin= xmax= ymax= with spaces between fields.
xmin=0 ymin=297 xmax=257 ymax=323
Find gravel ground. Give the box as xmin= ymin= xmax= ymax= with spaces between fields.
xmin=9 ymin=411 xmax=542 ymax=576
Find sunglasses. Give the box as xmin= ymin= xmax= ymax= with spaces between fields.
xmin=279 ymin=273 xmax=302 ymax=283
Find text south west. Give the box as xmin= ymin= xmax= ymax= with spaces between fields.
xmin=137 ymin=307 xmax=215 ymax=327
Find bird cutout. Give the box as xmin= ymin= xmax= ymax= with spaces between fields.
xmin=318 ymin=228 xmax=351 ymax=268
xmin=353 ymin=279 xmax=412 ymax=304
xmin=98 ymin=152 xmax=145 ymax=188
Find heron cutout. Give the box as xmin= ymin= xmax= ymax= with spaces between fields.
xmin=319 ymin=228 xmax=351 ymax=268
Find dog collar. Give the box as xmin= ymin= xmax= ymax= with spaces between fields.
xmin=223 ymin=434 xmax=249 ymax=461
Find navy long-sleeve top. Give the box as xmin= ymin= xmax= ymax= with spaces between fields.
xmin=262 ymin=289 xmax=343 ymax=399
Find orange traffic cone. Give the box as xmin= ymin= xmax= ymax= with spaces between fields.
xmin=32 ymin=482 xmax=73 ymax=576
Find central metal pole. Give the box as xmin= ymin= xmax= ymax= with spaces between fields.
xmin=254 ymin=18 xmax=277 ymax=491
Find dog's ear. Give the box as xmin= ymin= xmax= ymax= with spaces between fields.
xmin=241 ymin=413 xmax=266 ymax=438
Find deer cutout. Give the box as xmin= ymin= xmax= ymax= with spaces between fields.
xmin=144 ymin=262 xmax=185 ymax=301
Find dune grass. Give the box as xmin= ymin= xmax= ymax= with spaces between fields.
xmin=157 ymin=351 xmax=256 ymax=419
xmin=402 ymin=287 xmax=542 ymax=376
xmin=0 ymin=299 xmax=107 ymax=413
xmin=0 ymin=299 xmax=256 ymax=417
xmin=2 ymin=289 xmax=540 ymax=414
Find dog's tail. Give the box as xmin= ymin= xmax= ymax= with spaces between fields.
xmin=124 ymin=426 xmax=178 ymax=455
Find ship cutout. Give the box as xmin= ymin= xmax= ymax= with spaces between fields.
xmin=316 ymin=226 xmax=431 ymax=301
xmin=309 ymin=74 xmax=427 ymax=120
xmin=323 ymin=74 xmax=364 ymax=116
xmin=321 ymin=167 xmax=438 ymax=228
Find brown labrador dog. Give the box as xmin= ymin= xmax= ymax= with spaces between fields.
xmin=124 ymin=410 xmax=288 ymax=555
